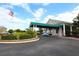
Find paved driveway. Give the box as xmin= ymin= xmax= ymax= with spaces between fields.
xmin=0 ymin=36 xmax=79 ymax=56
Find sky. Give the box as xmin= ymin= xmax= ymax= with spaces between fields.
xmin=0 ymin=3 xmax=79 ymax=30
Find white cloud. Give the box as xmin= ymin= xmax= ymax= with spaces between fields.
xmin=42 ymin=3 xmax=50 ymax=6
xmin=0 ymin=4 xmax=44 ymax=30
xmin=10 ymin=3 xmax=23 ymax=5
xmin=14 ymin=4 xmax=46 ymax=21
xmin=21 ymin=4 xmax=33 ymax=13
xmin=33 ymin=8 xmax=46 ymax=21
xmin=24 ymin=18 xmax=36 ymax=27
xmin=1 ymin=3 xmax=79 ymax=30
xmin=33 ymin=8 xmax=45 ymax=18
xmin=10 ymin=3 xmax=46 ymax=21
xmin=43 ymin=5 xmax=79 ymax=23
xmin=10 ymin=3 xmax=32 ymax=13
xmin=41 ymin=15 xmax=55 ymax=23
xmin=0 ymin=7 xmax=36 ymax=30
xmin=0 ymin=7 xmax=10 ymax=15
xmin=21 ymin=4 xmax=46 ymax=21
xmin=0 ymin=4 xmax=14 ymax=9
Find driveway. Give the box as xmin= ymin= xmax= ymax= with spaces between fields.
xmin=0 ymin=36 xmax=79 ymax=56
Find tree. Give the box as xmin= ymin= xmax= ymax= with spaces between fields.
xmin=0 ymin=26 xmax=6 ymax=33
xmin=73 ymin=14 xmax=79 ymax=37
xmin=26 ymin=28 xmax=37 ymax=38
xmin=15 ymin=29 xmax=21 ymax=32
xmin=73 ymin=16 xmax=79 ymax=27
xmin=13 ymin=29 xmax=22 ymax=40
xmin=0 ymin=26 xmax=7 ymax=40
xmin=8 ymin=29 xmax=14 ymax=34
xmin=13 ymin=32 xmax=20 ymax=40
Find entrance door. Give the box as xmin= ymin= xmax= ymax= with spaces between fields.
xmin=51 ymin=29 xmax=56 ymax=36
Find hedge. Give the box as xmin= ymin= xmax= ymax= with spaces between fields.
xmin=2 ymin=35 xmax=16 ymax=40
xmin=1 ymin=28 xmax=37 ymax=40
xmin=19 ymin=34 xmax=32 ymax=39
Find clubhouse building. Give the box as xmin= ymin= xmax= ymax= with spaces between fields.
xmin=30 ymin=19 xmax=73 ymax=37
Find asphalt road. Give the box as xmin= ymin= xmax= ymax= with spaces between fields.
xmin=0 ymin=36 xmax=79 ymax=56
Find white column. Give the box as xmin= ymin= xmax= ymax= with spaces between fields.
xmin=63 ymin=24 xmax=65 ymax=36
xmin=33 ymin=25 xmax=37 ymax=31
xmin=70 ymin=25 xmax=72 ymax=32
xmin=32 ymin=25 xmax=34 ymax=31
xmin=45 ymin=28 xmax=47 ymax=33
xmin=58 ymin=27 xmax=62 ymax=36
xmin=70 ymin=25 xmax=72 ymax=35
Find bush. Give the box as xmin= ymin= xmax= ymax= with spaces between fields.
xmin=13 ymin=29 xmax=37 ymax=40
xmin=2 ymin=34 xmax=16 ymax=40
xmin=1 ymin=28 xmax=37 ymax=40
xmin=26 ymin=28 xmax=37 ymax=38
xmin=37 ymin=32 xmax=41 ymax=35
xmin=72 ymin=31 xmax=79 ymax=37
xmin=13 ymin=32 xmax=21 ymax=39
xmin=19 ymin=34 xmax=32 ymax=39
xmin=65 ymin=30 xmax=71 ymax=36
xmin=8 ymin=29 xmax=14 ymax=34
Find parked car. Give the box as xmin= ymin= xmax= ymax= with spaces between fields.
xmin=42 ymin=32 xmax=49 ymax=36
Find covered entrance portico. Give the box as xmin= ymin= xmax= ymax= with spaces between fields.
xmin=30 ymin=22 xmax=66 ymax=37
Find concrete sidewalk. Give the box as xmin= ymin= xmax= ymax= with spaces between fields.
xmin=0 ymin=38 xmax=39 ymax=44
xmin=61 ymin=36 xmax=79 ymax=40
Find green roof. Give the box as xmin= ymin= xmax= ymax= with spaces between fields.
xmin=30 ymin=22 xmax=63 ymax=28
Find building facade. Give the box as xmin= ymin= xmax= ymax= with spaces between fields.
xmin=46 ymin=19 xmax=72 ymax=36
xmin=30 ymin=19 xmax=73 ymax=37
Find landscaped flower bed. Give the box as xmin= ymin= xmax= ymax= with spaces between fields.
xmin=0 ymin=38 xmax=38 ymax=42
xmin=1 ymin=28 xmax=37 ymax=40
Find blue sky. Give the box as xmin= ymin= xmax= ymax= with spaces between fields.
xmin=0 ymin=3 xmax=79 ymax=30
xmin=0 ymin=3 xmax=78 ymax=19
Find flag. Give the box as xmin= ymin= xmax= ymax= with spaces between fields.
xmin=8 ymin=10 xmax=14 ymax=17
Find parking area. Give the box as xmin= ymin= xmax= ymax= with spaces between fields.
xmin=0 ymin=36 xmax=79 ymax=56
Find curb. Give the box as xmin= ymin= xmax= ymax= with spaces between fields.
xmin=0 ymin=38 xmax=39 ymax=44
xmin=62 ymin=37 xmax=79 ymax=40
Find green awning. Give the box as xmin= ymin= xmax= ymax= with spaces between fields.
xmin=30 ymin=22 xmax=63 ymax=28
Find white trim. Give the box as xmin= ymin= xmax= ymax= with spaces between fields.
xmin=58 ymin=27 xmax=62 ymax=36
xmin=70 ymin=25 xmax=72 ymax=35
xmin=63 ymin=24 xmax=65 ymax=36
xmin=32 ymin=25 xmax=34 ymax=31
xmin=70 ymin=25 xmax=72 ymax=32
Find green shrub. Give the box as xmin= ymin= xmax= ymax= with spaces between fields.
xmin=2 ymin=35 xmax=16 ymax=40
xmin=19 ymin=29 xmax=37 ymax=39
xmin=72 ymin=30 xmax=79 ymax=37
xmin=1 ymin=28 xmax=37 ymax=40
xmin=13 ymin=32 xmax=25 ymax=40
xmin=26 ymin=28 xmax=37 ymax=38
xmin=8 ymin=29 xmax=14 ymax=34
xmin=65 ymin=30 xmax=71 ymax=36
xmin=19 ymin=34 xmax=32 ymax=39
xmin=13 ymin=31 xmax=37 ymax=40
